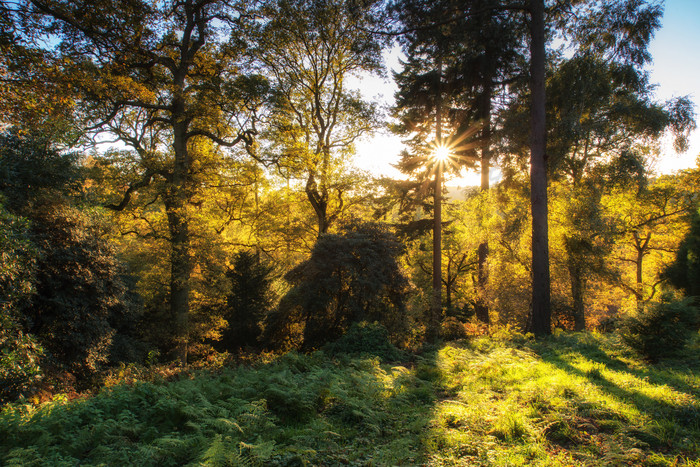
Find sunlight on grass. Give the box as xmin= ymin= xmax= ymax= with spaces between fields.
xmin=422 ymin=334 xmax=700 ymax=466
xmin=1 ymin=334 xmax=698 ymax=465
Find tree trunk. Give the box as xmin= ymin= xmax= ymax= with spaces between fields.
xmin=475 ymin=243 xmax=490 ymax=323
xmin=428 ymin=55 xmax=444 ymax=343
xmin=568 ymin=261 xmax=585 ymax=331
xmin=633 ymin=231 xmax=650 ymax=308
xmin=306 ymin=172 xmax=329 ymax=236
xmin=429 ymin=154 xmax=443 ymax=342
xmin=475 ymin=88 xmax=492 ymax=325
xmin=445 ymin=265 xmax=453 ymax=312
xmin=527 ymin=0 xmax=551 ymax=336
xmin=168 ymin=116 xmax=192 ymax=365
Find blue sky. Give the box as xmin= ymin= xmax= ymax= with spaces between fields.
xmin=648 ymin=0 xmax=700 ymax=172
xmin=354 ymin=0 xmax=700 ymax=183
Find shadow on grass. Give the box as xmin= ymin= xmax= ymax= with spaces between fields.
xmin=529 ymin=336 xmax=700 ymax=451
xmin=536 ymin=335 xmax=700 ymax=402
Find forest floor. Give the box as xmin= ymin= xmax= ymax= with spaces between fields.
xmin=1 ymin=332 xmax=699 ymax=466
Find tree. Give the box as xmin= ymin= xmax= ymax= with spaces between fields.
xmin=17 ymin=0 xmax=267 ymax=364
xmin=605 ymin=176 xmax=695 ymax=307
xmin=219 ymin=251 xmax=275 ymax=352
xmin=263 ymin=222 xmax=410 ymax=350
xmin=665 ymin=207 xmax=700 ymax=298
xmin=256 ymin=0 xmax=385 ymax=237
xmin=498 ymin=0 xmax=686 ymax=335
xmin=550 ymin=180 xmax=615 ymax=330
xmin=0 ymin=129 xmax=139 ymax=378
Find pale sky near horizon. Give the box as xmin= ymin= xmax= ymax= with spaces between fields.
xmin=353 ymin=0 xmax=700 ymax=186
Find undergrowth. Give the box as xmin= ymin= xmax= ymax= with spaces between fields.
xmin=1 ymin=333 xmax=698 ymax=466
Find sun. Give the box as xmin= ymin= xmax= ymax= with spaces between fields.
xmin=432 ymin=143 xmax=452 ymax=163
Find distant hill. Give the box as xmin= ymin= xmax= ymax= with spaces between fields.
xmin=445 ymin=185 xmax=478 ymax=201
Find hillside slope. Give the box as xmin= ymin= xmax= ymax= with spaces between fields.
xmin=1 ymin=333 xmax=698 ymax=466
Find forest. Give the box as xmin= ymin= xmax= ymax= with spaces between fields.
xmin=1 ymin=0 xmax=699 ymax=465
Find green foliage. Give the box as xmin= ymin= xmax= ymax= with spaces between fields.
xmin=0 ymin=129 xmax=81 ymax=211
xmin=0 ymin=203 xmax=42 ymax=404
xmin=0 ymin=202 xmax=36 ymax=310
xmin=324 ymin=322 xmax=406 ymax=361
xmin=440 ymin=317 xmax=468 ymax=341
xmin=264 ymin=222 xmax=410 ymax=350
xmin=23 ymin=207 xmax=139 ymax=377
xmin=2 ymin=333 xmax=698 ymax=465
xmin=619 ymin=295 xmax=700 ymax=362
xmin=0 ymin=313 xmax=44 ymax=405
xmin=664 ymin=209 xmax=700 ymax=297
xmin=220 ymin=251 xmax=275 ymax=353
xmin=0 ymin=351 xmax=423 ymax=465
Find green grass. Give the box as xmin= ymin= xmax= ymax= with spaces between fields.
xmin=1 ymin=333 xmax=698 ymax=466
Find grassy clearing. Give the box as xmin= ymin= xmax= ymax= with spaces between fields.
xmin=1 ymin=332 xmax=698 ymax=466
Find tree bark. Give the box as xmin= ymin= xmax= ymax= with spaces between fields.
xmin=568 ymin=261 xmax=585 ymax=331
xmin=527 ymin=0 xmax=551 ymax=336
xmin=306 ymin=172 xmax=329 ymax=236
xmin=633 ymin=231 xmax=651 ymax=308
xmin=168 ymin=90 xmax=192 ymax=365
xmin=475 ymin=91 xmax=492 ymax=324
xmin=428 ymin=54 xmax=444 ymax=343
xmin=165 ymin=195 xmax=191 ymax=365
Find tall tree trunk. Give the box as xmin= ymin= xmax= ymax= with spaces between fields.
xmin=428 ymin=54 xmax=444 ymax=343
xmin=445 ymin=263 xmax=453 ymax=312
xmin=429 ymin=146 xmax=443 ymax=342
xmin=169 ymin=116 xmax=192 ymax=365
xmin=527 ymin=0 xmax=551 ymax=336
xmin=475 ymin=88 xmax=492 ymax=324
xmin=633 ymin=232 xmax=650 ymax=309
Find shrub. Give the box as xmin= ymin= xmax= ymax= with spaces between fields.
xmin=324 ymin=322 xmax=405 ymax=362
xmin=24 ymin=207 xmax=139 ymax=378
xmin=0 ymin=204 xmax=43 ymax=403
xmin=619 ymin=295 xmax=700 ymax=362
xmin=264 ymin=222 xmax=410 ymax=350
xmin=664 ymin=210 xmax=700 ymax=297
xmin=440 ymin=317 xmax=468 ymax=341
xmin=0 ymin=314 xmax=44 ymax=404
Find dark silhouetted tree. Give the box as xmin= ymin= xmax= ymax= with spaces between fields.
xmin=263 ymin=222 xmax=409 ymax=350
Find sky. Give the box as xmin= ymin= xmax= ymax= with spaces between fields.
xmin=352 ymin=0 xmax=700 ymax=186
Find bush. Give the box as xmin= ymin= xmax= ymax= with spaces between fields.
xmin=619 ymin=295 xmax=700 ymax=362
xmin=0 ymin=204 xmax=43 ymax=403
xmin=440 ymin=317 xmax=468 ymax=341
xmin=324 ymin=322 xmax=405 ymax=362
xmin=264 ymin=222 xmax=410 ymax=350
xmin=24 ymin=207 xmax=139 ymax=378
xmin=0 ymin=314 xmax=44 ymax=404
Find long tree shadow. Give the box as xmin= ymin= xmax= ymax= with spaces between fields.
xmin=534 ymin=336 xmax=700 ymax=401
xmin=529 ymin=338 xmax=700 ymax=449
